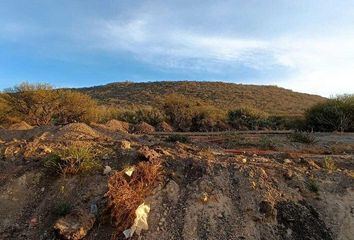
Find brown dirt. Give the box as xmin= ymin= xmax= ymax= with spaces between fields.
xmin=8 ymin=121 xmax=33 ymax=130
xmin=133 ymin=122 xmax=155 ymax=134
xmin=54 ymin=123 xmax=102 ymax=140
xmin=104 ymin=120 xmax=130 ymax=133
xmin=156 ymin=122 xmax=174 ymax=132
xmin=0 ymin=128 xmax=353 ymax=240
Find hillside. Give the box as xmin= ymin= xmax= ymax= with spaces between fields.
xmin=79 ymin=81 xmax=325 ymax=116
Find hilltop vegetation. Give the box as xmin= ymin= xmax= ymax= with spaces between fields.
xmin=1 ymin=81 xmax=353 ymax=132
xmin=79 ymin=81 xmax=325 ymax=117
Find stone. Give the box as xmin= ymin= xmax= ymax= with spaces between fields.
xmin=103 ymin=166 xmax=112 ymax=175
xmin=283 ymin=159 xmax=292 ymax=164
xmin=54 ymin=209 xmax=95 ymax=240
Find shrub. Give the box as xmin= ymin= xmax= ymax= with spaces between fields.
xmin=2 ymin=82 xmax=59 ymax=125
xmin=228 ymin=107 xmax=268 ymax=130
xmin=289 ymin=132 xmax=317 ymax=144
xmin=2 ymin=82 xmax=98 ymax=126
xmin=44 ymin=147 xmax=100 ymax=176
xmin=323 ymin=156 xmax=336 ymax=171
xmin=259 ymin=136 xmax=276 ymax=150
xmin=119 ymin=107 xmax=165 ymax=126
xmin=305 ymin=94 xmax=354 ymax=132
xmin=0 ymin=94 xmax=10 ymax=124
xmin=162 ymin=94 xmax=194 ymax=131
xmin=306 ymin=179 xmax=319 ymax=193
xmin=55 ymin=90 xmax=98 ymax=125
xmin=165 ymin=134 xmax=191 ymax=143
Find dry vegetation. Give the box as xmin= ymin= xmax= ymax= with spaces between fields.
xmin=106 ymin=159 xmax=162 ymax=233
xmin=80 ymin=81 xmax=325 ymax=116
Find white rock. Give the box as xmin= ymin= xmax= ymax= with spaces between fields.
xmin=103 ymin=166 xmax=112 ymax=175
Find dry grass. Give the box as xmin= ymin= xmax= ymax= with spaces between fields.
xmin=105 ymin=159 xmax=162 ymax=234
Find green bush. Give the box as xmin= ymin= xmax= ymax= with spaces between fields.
xmin=305 ymin=94 xmax=354 ymax=132
xmin=119 ymin=107 xmax=165 ymax=126
xmin=306 ymin=179 xmax=319 ymax=193
xmin=228 ymin=107 xmax=268 ymax=130
xmin=289 ymin=132 xmax=317 ymax=144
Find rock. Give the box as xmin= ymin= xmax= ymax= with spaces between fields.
xmin=54 ymin=209 xmax=95 ymax=240
xmin=242 ymin=158 xmax=247 ymax=163
xmin=119 ymin=140 xmax=131 ymax=150
xmin=283 ymin=159 xmax=292 ymax=164
xmin=307 ymin=160 xmax=321 ymax=169
xmin=103 ymin=166 xmax=112 ymax=175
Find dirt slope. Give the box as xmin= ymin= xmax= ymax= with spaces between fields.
xmin=0 ymin=126 xmax=353 ymax=240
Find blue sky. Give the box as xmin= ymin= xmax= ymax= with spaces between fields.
xmin=1 ymin=0 xmax=354 ymax=96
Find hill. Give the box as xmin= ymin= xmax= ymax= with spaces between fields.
xmin=79 ymin=81 xmax=325 ymax=116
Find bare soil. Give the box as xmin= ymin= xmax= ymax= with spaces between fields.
xmin=0 ymin=127 xmax=353 ymax=240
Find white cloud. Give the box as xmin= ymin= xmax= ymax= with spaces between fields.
xmin=272 ymin=35 xmax=354 ymax=96
xmin=92 ymin=19 xmax=354 ymax=96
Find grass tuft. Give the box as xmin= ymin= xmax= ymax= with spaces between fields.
xmin=44 ymin=147 xmax=101 ymax=176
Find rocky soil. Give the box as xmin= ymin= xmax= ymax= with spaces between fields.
xmin=0 ymin=123 xmax=353 ymax=240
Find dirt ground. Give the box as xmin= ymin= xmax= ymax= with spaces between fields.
xmin=0 ymin=124 xmax=353 ymax=240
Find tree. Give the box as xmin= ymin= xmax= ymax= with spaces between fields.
xmin=305 ymin=95 xmax=354 ymax=132
xmin=2 ymin=82 xmax=60 ymax=125
xmin=2 ymin=82 xmax=98 ymax=125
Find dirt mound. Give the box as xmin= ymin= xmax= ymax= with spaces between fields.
xmin=156 ymin=121 xmax=174 ymax=132
xmin=8 ymin=121 xmax=33 ymax=130
xmin=133 ymin=122 xmax=155 ymax=134
xmin=55 ymin=123 xmax=101 ymax=140
xmin=105 ymin=120 xmax=130 ymax=133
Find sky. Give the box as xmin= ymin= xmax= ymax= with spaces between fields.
xmin=0 ymin=0 xmax=354 ymax=97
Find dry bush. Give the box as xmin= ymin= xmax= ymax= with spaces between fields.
xmin=105 ymin=159 xmax=162 ymax=234
xmin=1 ymin=82 xmax=98 ymax=126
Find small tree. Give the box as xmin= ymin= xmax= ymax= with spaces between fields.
xmin=2 ymin=82 xmax=98 ymax=126
xmin=2 ymin=82 xmax=60 ymax=125
xmin=305 ymin=95 xmax=354 ymax=132
xmin=55 ymin=90 xmax=98 ymax=124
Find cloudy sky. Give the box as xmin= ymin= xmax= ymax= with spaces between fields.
xmin=1 ymin=0 xmax=354 ymax=96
